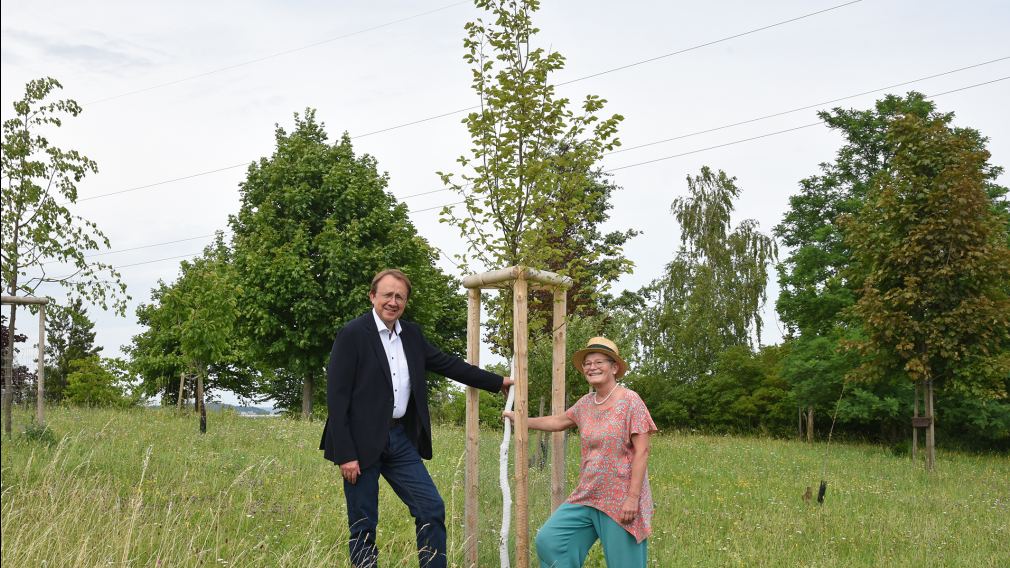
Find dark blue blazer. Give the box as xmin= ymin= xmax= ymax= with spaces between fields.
xmin=319 ymin=312 xmax=502 ymax=469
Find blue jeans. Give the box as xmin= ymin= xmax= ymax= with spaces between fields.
xmin=344 ymin=423 xmax=447 ymax=568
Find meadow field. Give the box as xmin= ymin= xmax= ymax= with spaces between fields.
xmin=1 ymin=406 xmax=1007 ymax=567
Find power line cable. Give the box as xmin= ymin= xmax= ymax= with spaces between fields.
xmin=70 ymin=162 xmax=248 ymax=204
xmin=403 ymin=59 xmax=1009 ymax=198
xmin=418 ymin=75 xmax=1010 ymax=208
xmin=556 ymin=0 xmax=864 ymax=87
xmin=607 ymin=56 xmax=1010 ymax=156
xmin=82 ymin=1 xmax=471 ymax=106
xmin=40 ymin=233 xmax=218 ymax=265
xmin=48 ymin=74 xmax=1006 ymax=276
xmin=352 ymin=0 xmax=865 ymax=139
xmin=597 ymin=76 xmax=1009 ymax=173
xmin=114 ymin=252 xmax=206 ymax=269
xmin=60 ymin=76 xmax=1010 ymax=278
xmin=67 ymin=0 xmax=869 ymax=203
xmin=71 ymin=58 xmax=1005 ymax=206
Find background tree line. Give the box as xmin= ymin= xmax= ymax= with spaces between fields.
xmin=5 ymin=0 xmax=1006 ymax=452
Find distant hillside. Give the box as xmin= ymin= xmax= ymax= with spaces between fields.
xmin=204 ymin=402 xmax=275 ymax=415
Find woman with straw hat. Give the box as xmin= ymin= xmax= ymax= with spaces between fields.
xmin=504 ymin=336 xmax=657 ymax=567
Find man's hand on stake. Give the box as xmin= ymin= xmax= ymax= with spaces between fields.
xmin=501 ymin=376 xmax=513 ymax=396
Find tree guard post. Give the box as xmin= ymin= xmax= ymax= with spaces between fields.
xmin=550 ymin=287 xmax=567 ymax=511
xmin=512 ymin=273 xmax=530 ymax=566
xmin=1 ymin=295 xmax=49 ymax=431
xmin=461 ymin=267 xmax=571 ymax=567
xmin=464 ymin=288 xmax=481 ymax=568
xmin=37 ymin=302 xmax=46 ymax=426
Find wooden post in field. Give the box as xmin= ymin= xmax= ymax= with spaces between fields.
xmin=464 ymin=288 xmax=481 ymax=568
xmin=925 ymin=379 xmax=935 ymax=471
xmin=551 ymin=286 xmax=567 ymax=511
xmin=513 ymin=274 xmax=530 ymax=568
xmin=461 ymin=267 xmax=571 ymax=568
xmin=196 ymin=369 xmax=207 ymax=433
xmin=911 ymin=379 xmax=935 ymax=470
xmin=36 ymin=302 xmax=46 ymax=427
xmin=177 ymin=371 xmax=187 ymax=411
xmin=912 ymin=381 xmax=920 ymax=462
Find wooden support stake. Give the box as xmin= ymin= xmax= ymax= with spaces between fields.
xmin=551 ymin=287 xmax=567 ymax=512
xmin=464 ymin=288 xmax=481 ymax=568
xmin=513 ymin=275 xmax=530 ymax=568
xmin=177 ymin=371 xmax=187 ymax=411
xmin=912 ymin=381 xmax=920 ymax=462
xmin=36 ymin=303 xmax=46 ymax=427
xmin=926 ymin=379 xmax=935 ymax=471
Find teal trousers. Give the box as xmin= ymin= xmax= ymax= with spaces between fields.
xmin=534 ymin=503 xmax=648 ymax=568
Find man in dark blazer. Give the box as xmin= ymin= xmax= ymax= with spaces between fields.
xmin=320 ymin=269 xmax=510 ymax=568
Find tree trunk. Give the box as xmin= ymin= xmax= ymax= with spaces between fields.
xmin=196 ymin=369 xmax=207 ymax=434
xmin=301 ymin=372 xmax=313 ymax=421
xmin=806 ymin=406 xmax=814 ymax=443
xmin=3 ymin=304 xmax=18 ymax=435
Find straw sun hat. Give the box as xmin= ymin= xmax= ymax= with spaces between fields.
xmin=572 ymin=337 xmax=628 ymax=379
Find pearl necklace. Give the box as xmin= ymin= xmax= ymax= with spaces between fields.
xmin=593 ymin=385 xmax=619 ymax=405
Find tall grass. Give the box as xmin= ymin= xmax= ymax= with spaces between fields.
xmin=2 ymin=407 xmax=1006 ymax=566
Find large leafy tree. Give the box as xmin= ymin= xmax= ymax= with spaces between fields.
xmin=774 ymin=93 xmax=1004 ymax=337
xmin=774 ymin=93 xmax=1008 ymax=442
xmin=439 ymin=0 xmax=626 ymax=351
xmin=841 ymin=112 xmax=1010 ymax=465
xmin=44 ymin=298 xmax=102 ymax=401
xmin=1 ymin=77 xmax=127 ymax=433
xmin=230 ymin=109 xmax=466 ymax=417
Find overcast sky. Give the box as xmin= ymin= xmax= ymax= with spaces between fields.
xmin=3 ymin=0 xmax=1008 ymax=402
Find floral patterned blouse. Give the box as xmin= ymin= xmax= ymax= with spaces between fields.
xmin=565 ymin=388 xmax=657 ymax=543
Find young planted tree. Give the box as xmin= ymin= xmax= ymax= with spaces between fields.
xmin=129 ymin=236 xmax=259 ymax=408
xmin=129 ymin=283 xmax=187 ymax=405
xmin=1 ymin=77 xmax=127 ymax=433
xmin=230 ymin=110 xmax=466 ymax=417
xmin=842 ymin=113 xmax=1010 ymax=469
xmin=154 ymin=242 xmax=239 ymax=433
xmin=439 ymin=0 xmax=626 ymax=351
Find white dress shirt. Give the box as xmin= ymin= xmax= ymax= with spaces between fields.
xmin=372 ymin=309 xmax=411 ymax=419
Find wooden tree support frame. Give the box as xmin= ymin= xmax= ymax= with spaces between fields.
xmin=462 ymin=266 xmax=571 ymax=568
xmin=1 ymin=295 xmax=49 ymax=433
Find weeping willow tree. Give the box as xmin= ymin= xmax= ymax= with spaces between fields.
xmin=635 ymin=166 xmax=778 ymax=385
